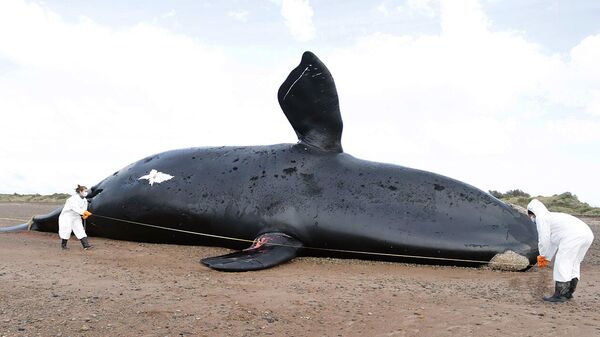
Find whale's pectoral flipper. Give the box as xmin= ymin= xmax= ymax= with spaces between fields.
xmin=200 ymin=233 xmax=303 ymax=272
xmin=278 ymin=51 xmax=343 ymax=153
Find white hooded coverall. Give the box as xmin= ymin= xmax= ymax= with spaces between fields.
xmin=527 ymin=199 xmax=594 ymax=282
xmin=58 ymin=194 xmax=89 ymax=240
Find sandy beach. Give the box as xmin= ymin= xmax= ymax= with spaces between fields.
xmin=1 ymin=202 xmax=599 ymax=337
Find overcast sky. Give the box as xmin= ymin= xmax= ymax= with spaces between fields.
xmin=1 ymin=0 xmax=599 ymax=206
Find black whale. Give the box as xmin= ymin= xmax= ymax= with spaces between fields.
xmin=5 ymin=52 xmax=538 ymax=271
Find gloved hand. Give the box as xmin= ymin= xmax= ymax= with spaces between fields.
xmin=537 ymin=255 xmax=549 ymax=268
xmin=82 ymin=211 xmax=92 ymax=220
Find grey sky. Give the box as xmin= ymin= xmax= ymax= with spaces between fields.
xmin=38 ymin=0 xmax=600 ymax=52
xmin=0 ymin=0 xmax=599 ymax=206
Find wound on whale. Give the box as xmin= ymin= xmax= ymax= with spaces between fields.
xmin=3 ymin=51 xmax=539 ymax=272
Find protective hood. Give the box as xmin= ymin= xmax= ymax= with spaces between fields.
xmin=527 ymin=199 xmax=549 ymax=216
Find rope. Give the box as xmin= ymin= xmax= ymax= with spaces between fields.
xmin=0 ymin=217 xmax=30 ymax=222
xmin=91 ymin=214 xmax=535 ymax=268
xmin=93 ymin=214 xmax=255 ymax=244
xmin=0 ymin=216 xmax=34 ymax=230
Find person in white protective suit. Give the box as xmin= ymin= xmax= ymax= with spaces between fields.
xmin=527 ymin=199 xmax=594 ymax=302
xmin=59 ymin=185 xmax=93 ymax=250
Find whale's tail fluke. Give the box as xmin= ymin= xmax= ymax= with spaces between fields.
xmin=30 ymin=207 xmax=62 ymax=232
xmin=0 ymin=207 xmax=63 ymax=234
xmin=278 ymin=51 xmax=344 ymax=153
xmin=0 ymin=222 xmax=31 ymax=232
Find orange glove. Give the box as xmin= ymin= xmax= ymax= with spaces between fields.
xmin=82 ymin=211 xmax=92 ymax=220
xmin=537 ymin=255 xmax=549 ymax=268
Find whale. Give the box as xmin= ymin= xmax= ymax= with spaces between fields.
xmin=2 ymin=51 xmax=538 ymax=271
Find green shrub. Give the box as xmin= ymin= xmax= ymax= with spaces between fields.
xmin=0 ymin=193 xmax=70 ymax=203
xmin=491 ymin=190 xmax=600 ymax=216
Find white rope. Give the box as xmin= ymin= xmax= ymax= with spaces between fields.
xmin=0 ymin=213 xmax=535 ymax=268
xmin=0 ymin=217 xmax=29 ymax=222
xmin=92 ymin=214 xmax=535 ymax=268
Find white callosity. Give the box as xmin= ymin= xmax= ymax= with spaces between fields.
xmin=488 ymin=250 xmax=530 ymax=271
xmin=527 ymin=199 xmax=595 ymax=282
xmin=58 ymin=194 xmax=88 ymax=240
xmin=486 ymin=204 xmax=531 ymax=271
xmin=138 ymin=169 xmax=174 ymax=186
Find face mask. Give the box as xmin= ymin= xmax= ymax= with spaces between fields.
xmin=81 ymin=191 xmax=88 ymax=197
xmin=530 ymin=216 xmax=536 ymax=224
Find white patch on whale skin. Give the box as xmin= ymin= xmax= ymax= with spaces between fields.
xmin=138 ymin=169 xmax=174 ymax=186
xmin=487 ymin=250 xmax=530 ymax=271
xmin=283 ymin=66 xmax=310 ymax=101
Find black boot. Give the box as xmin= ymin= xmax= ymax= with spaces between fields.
xmin=61 ymin=239 xmax=68 ymax=250
xmin=566 ymin=278 xmax=579 ymax=299
xmin=543 ymin=281 xmax=571 ymax=303
xmin=81 ymin=237 xmax=93 ymax=250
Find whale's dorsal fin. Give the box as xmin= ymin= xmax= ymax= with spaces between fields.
xmin=278 ymin=51 xmax=343 ymax=153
